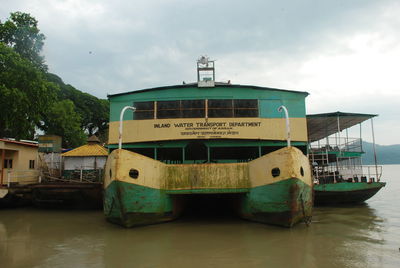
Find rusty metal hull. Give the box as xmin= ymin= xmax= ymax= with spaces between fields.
xmin=103 ymin=146 xmax=313 ymax=227
xmin=103 ymin=180 xmax=177 ymax=227
xmin=239 ymin=178 xmax=313 ymax=227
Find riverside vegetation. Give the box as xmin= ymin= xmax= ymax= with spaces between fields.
xmin=0 ymin=11 xmax=109 ymax=148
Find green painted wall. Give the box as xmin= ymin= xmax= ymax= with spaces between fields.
xmin=108 ymin=85 xmax=307 ymax=122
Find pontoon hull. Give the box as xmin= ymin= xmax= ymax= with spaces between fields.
xmin=103 ymin=147 xmax=313 ymax=227
xmin=240 ymin=178 xmax=313 ymax=227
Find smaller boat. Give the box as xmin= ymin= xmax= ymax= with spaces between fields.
xmin=307 ymin=112 xmax=386 ymax=205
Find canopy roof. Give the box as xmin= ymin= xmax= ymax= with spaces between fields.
xmin=306 ymin=112 xmax=377 ymax=142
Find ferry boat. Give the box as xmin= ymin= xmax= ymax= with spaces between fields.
xmin=103 ymin=57 xmax=313 ymax=227
xmin=307 ymin=112 xmax=386 ymax=205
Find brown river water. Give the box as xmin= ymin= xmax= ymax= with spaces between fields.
xmin=0 ymin=165 xmax=399 ymax=268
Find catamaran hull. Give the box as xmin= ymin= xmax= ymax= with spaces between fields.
xmin=104 ymin=181 xmax=177 ymax=227
xmin=239 ymin=178 xmax=313 ymax=227
xmin=103 ymin=147 xmax=313 ymax=228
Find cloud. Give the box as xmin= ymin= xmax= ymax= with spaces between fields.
xmin=1 ymin=0 xmax=399 ymax=144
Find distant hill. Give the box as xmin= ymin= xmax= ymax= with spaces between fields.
xmin=361 ymin=141 xmax=400 ymax=164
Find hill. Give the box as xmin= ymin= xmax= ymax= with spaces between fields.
xmin=361 ymin=141 xmax=400 ymax=164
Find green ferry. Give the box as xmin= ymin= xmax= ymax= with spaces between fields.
xmin=307 ymin=112 xmax=386 ymax=205
xmin=103 ymin=57 xmax=313 ymax=227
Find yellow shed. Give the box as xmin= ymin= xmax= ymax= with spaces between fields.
xmin=61 ymin=136 xmax=108 ymax=181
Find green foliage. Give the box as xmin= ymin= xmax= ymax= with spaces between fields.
xmin=44 ymin=100 xmax=87 ymax=148
xmin=0 ymin=12 xmax=47 ymax=71
xmin=0 ymin=11 xmax=109 ymax=147
xmin=0 ymin=43 xmax=56 ymax=139
xmin=46 ymin=73 xmax=109 ymax=142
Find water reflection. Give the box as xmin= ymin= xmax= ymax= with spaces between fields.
xmin=0 ymin=175 xmax=399 ymax=268
xmin=0 ymin=209 xmax=107 ymax=268
xmin=99 ymin=204 xmax=388 ymax=268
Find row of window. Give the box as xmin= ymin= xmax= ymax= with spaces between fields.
xmin=133 ymin=99 xmax=259 ymax=120
xmin=2 ymin=159 xmax=35 ymax=169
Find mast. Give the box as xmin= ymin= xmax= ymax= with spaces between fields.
xmin=197 ymin=56 xmax=215 ymax=88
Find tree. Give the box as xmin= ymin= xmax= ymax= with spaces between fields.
xmin=1 ymin=12 xmax=109 ymax=145
xmin=0 ymin=43 xmax=56 ymax=139
xmin=43 ymin=100 xmax=87 ymax=148
xmin=0 ymin=12 xmax=47 ymax=71
xmin=46 ymin=73 xmax=110 ymax=140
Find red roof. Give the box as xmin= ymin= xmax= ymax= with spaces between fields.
xmin=0 ymin=138 xmax=39 ymax=147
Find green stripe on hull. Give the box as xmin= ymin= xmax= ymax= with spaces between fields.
xmin=314 ymin=182 xmax=385 ymax=192
xmin=239 ymin=178 xmax=313 ymax=227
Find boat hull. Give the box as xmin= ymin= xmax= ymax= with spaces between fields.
xmin=314 ymin=182 xmax=386 ymax=205
xmin=239 ymin=178 xmax=313 ymax=227
xmin=104 ymin=180 xmax=176 ymax=227
xmin=103 ymin=146 xmax=313 ymax=227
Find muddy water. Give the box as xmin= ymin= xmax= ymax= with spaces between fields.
xmin=0 ymin=165 xmax=399 ymax=268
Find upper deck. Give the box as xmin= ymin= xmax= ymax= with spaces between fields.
xmin=108 ymin=83 xmax=309 ymax=145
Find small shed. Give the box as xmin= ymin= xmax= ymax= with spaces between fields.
xmin=61 ymin=136 xmax=108 ymax=181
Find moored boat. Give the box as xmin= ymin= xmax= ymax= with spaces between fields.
xmin=313 ymin=181 xmax=386 ymax=205
xmin=103 ymin=57 xmax=313 ymax=227
xmin=307 ymin=112 xmax=386 ymax=205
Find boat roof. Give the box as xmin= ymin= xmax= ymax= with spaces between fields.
xmin=307 ymin=112 xmax=377 ymax=142
xmin=107 ymin=82 xmax=309 ymax=98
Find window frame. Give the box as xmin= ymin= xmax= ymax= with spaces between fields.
xmin=131 ymin=99 xmax=259 ymax=119
xmin=4 ymin=159 xmax=13 ymax=169
xmin=29 ymin=160 xmax=35 ymax=169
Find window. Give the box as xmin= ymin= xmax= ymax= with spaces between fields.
xmin=157 ymin=100 xmax=181 ymax=118
xmin=208 ymin=99 xmax=234 ymax=118
xmin=233 ymin=99 xmax=258 ymax=117
xmin=4 ymin=159 xmax=12 ymax=169
xmin=132 ymin=99 xmax=258 ymax=119
xmin=157 ymin=100 xmax=206 ymax=119
xmin=181 ymin=100 xmax=205 ymax=118
xmin=29 ymin=160 xmax=35 ymax=169
xmin=134 ymin=101 xmax=154 ymax=120
xmin=208 ymin=99 xmax=259 ymax=118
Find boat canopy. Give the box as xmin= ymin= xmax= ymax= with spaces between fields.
xmin=306 ymin=112 xmax=377 ymax=142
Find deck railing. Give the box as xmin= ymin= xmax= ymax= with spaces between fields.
xmin=309 ymin=137 xmax=362 ymax=153
xmin=313 ymin=164 xmax=382 ymax=184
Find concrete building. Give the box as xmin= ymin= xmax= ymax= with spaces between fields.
xmin=0 ymin=139 xmax=39 ymax=186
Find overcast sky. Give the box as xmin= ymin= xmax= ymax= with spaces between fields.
xmin=1 ymin=0 xmax=399 ymax=145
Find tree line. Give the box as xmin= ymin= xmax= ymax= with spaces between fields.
xmin=0 ymin=12 xmax=109 ymax=148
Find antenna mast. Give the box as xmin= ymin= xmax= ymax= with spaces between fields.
xmin=197 ymin=56 xmax=215 ymax=87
